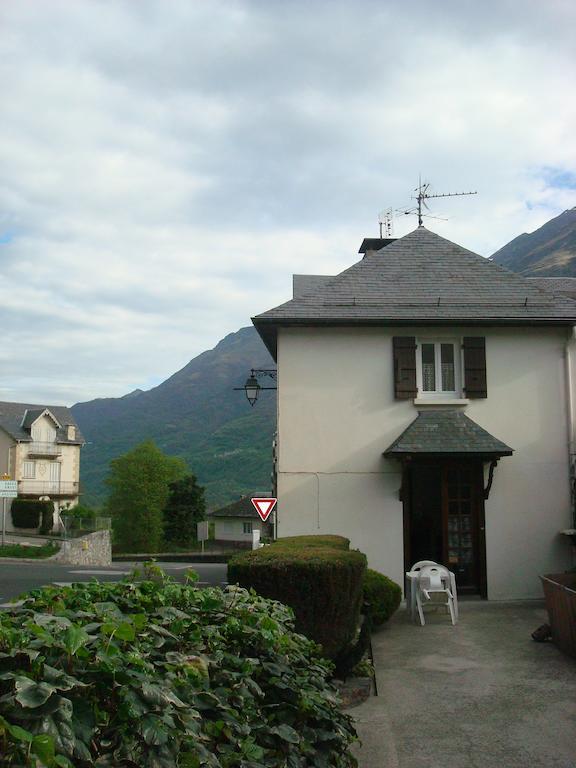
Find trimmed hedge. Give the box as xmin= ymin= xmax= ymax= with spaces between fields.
xmin=363 ymin=568 xmax=402 ymax=626
xmin=275 ymin=534 xmax=350 ymax=550
xmin=39 ymin=502 xmax=54 ymax=535
xmin=10 ymin=499 xmax=53 ymax=530
xmin=228 ymin=543 xmax=366 ymax=659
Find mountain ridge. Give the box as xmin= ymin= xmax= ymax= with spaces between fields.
xmin=72 ymin=327 xmax=276 ymax=509
xmin=491 ymin=207 xmax=576 ymax=276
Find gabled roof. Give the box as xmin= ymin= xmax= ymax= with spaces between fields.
xmin=21 ymin=408 xmax=62 ymax=430
xmin=208 ymin=495 xmax=264 ymax=519
xmin=0 ymin=401 xmax=85 ymax=444
xmin=253 ymin=227 xmax=576 ymax=357
xmin=383 ymin=409 xmax=513 ymax=458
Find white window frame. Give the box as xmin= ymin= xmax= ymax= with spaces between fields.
xmin=416 ymin=338 xmax=462 ymax=398
xmin=243 ymin=521 xmax=253 ymax=534
xmin=22 ymin=461 xmax=36 ymax=479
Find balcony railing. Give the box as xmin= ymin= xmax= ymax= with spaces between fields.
xmin=18 ymin=480 xmax=79 ymax=497
xmin=26 ymin=442 xmax=62 ymax=457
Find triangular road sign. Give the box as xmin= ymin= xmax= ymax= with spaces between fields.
xmin=251 ymin=497 xmax=277 ymax=522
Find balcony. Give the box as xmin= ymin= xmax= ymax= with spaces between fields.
xmin=26 ymin=442 xmax=62 ymax=458
xmin=18 ymin=480 xmax=79 ymax=497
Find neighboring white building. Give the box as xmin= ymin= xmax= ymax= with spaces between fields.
xmin=208 ymin=495 xmax=273 ymax=547
xmin=252 ymin=227 xmax=576 ymax=600
xmin=0 ymin=402 xmax=85 ymax=530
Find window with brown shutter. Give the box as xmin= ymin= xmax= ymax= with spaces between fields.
xmin=462 ymin=337 xmax=487 ymax=398
xmin=393 ymin=337 xmax=417 ymax=399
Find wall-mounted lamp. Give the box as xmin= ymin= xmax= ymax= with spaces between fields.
xmin=234 ymin=368 xmax=277 ymax=406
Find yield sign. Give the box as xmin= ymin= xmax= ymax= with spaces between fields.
xmin=251 ymin=497 xmax=277 ymax=522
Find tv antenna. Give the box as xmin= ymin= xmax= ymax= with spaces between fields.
xmin=402 ymin=177 xmax=477 ymax=226
xmin=378 ymin=207 xmax=394 ymax=238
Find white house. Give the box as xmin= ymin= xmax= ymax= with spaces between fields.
xmin=252 ymin=227 xmax=576 ymax=600
xmin=0 ymin=402 xmax=85 ymax=530
xmin=208 ymin=495 xmax=273 ymax=547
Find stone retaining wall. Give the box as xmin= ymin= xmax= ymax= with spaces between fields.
xmin=52 ymin=530 xmax=111 ymax=566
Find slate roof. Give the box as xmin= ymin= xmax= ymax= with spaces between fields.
xmin=253 ymin=227 xmax=576 ymax=357
xmin=527 ymin=278 xmax=576 ymax=300
xmin=208 ymin=496 xmax=263 ymax=519
xmin=383 ymin=410 xmax=513 ymax=457
xmin=0 ymin=401 xmax=85 ymax=444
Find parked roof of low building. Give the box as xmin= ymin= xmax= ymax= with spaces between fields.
xmin=253 ymin=227 xmax=576 ymax=357
xmin=0 ymin=401 xmax=85 ymax=444
xmin=383 ymin=409 xmax=513 ymax=457
xmin=208 ymin=495 xmax=263 ymax=518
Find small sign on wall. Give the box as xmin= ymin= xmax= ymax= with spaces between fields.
xmin=197 ymin=520 xmax=209 ymax=542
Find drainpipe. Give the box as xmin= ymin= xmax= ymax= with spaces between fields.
xmin=565 ymin=327 xmax=576 ymax=530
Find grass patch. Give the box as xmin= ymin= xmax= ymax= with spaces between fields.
xmin=0 ymin=542 xmax=59 ymax=559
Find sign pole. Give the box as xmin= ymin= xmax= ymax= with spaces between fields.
xmin=1 ymin=497 xmax=5 ymax=547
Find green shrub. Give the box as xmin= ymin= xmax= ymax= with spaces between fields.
xmin=10 ymin=499 xmax=52 ymax=530
xmin=63 ymin=503 xmax=98 ymax=519
xmin=229 ymin=545 xmax=366 ymax=658
xmin=363 ymin=568 xmax=402 ymax=626
xmin=275 ymin=534 xmax=350 ymax=550
xmin=0 ymin=542 xmax=59 ymax=559
xmin=39 ymin=502 xmax=54 ymax=535
xmin=0 ymin=577 xmax=358 ymax=767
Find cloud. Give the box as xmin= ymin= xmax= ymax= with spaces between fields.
xmin=0 ymin=0 xmax=574 ymax=404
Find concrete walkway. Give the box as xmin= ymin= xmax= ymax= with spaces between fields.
xmin=353 ymin=601 xmax=576 ymax=768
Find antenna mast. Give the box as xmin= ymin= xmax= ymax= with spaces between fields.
xmin=412 ymin=178 xmax=477 ymax=226
xmin=378 ymin=207 xmax=394 ymax=238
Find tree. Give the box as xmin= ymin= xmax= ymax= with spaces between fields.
xmin=106 ymin=440 xmax=187 ymax=553
xmin=163 ymin=474 xmax=206 ymax=547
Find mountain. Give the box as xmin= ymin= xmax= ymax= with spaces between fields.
xmin=491 ymin=207 xmax=576 ymax=276
xmin=72 ymin=326 xmax=276 ymax=510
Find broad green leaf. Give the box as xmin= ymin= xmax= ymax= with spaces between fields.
xmin=63 ymin=625 xmax=90 ymax=655
xmin=115 ymin=622 xmax=136 ymax=642
xmin=32 ymin=733 xmax=56 ymax=764
xmin=0 ymin=716 xmax=34 ymax=743
xmin=14 ymin=677 xmax=55 ymax=708
xmin=141 ymin=714 xmax=169 ymax=745
xmin=270 ymin=724 xmax=300 ymax=743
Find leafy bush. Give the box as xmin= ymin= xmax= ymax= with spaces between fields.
xmin=275 ymin=535 xmax=350 ymax=550
xmin=363 ymin=568 xmax=402 ymax=627
xmin=229 ymin=545 xmax=366 ymax=659
xmin=62 ymin=503 xmax=98 ymax=520
xmin=0 ymin=542 xmax=59 ymax=559
xmin=0 ymin=576 xmax=357 ymax=768
xmin=10 ymin=499 xmax=52 ymax=530
xmin=107 ymin=440 xmax=187 ymax=554
xmin=163 ymin=474 xmax=206 ymax=547
xmin=39 ymin=503 xmax=54 ymax=535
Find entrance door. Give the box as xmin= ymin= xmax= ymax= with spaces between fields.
xmin=405 ymin=461 xmax=486 ymax=595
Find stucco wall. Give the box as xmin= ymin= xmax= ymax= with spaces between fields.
xmin=276 ymin=325 xmax=573 ymax=600
xmin=213 ymin=518 xmax=266 ymax=542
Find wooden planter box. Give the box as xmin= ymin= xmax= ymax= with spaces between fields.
xmin=541 ymin=573 xmax=576 ymax=658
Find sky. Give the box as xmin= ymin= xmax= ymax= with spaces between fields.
xmin=0 ymin=0 xmax=575 ymax=406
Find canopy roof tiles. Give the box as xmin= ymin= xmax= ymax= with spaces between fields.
xmin=383 ymin=409 xmax=513 ymax=458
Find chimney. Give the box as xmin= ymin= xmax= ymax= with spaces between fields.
xmin=358 ymin=238 xmax=396 ymax=258
xmin=66 ymin=424 xmax=76 ymax=441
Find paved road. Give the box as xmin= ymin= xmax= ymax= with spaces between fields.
xmin=0 ymin=561 xmax=228 ymax=606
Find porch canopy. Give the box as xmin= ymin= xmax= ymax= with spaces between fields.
xmin=383 ymin=410 xmax=513 ymax=459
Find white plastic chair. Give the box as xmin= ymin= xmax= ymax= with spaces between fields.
xmin=411 ymin=560 xmax=438 ymax=571
xmin=406 ymin=561 xmax=437 ymax=622
xmin=415 ymin=564 xmax=457 ymax=626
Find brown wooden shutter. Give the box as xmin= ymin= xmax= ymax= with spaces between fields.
xmin=463 ymin=337 xmax=487 ymax=398
xmin=393 ymin=337 xmax=417 ymax=399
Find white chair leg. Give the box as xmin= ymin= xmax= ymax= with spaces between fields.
xmin=448 ymin=596 xmax=456 ymax=625
xmin=416 ymin=591 xmax=426 ymax=626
